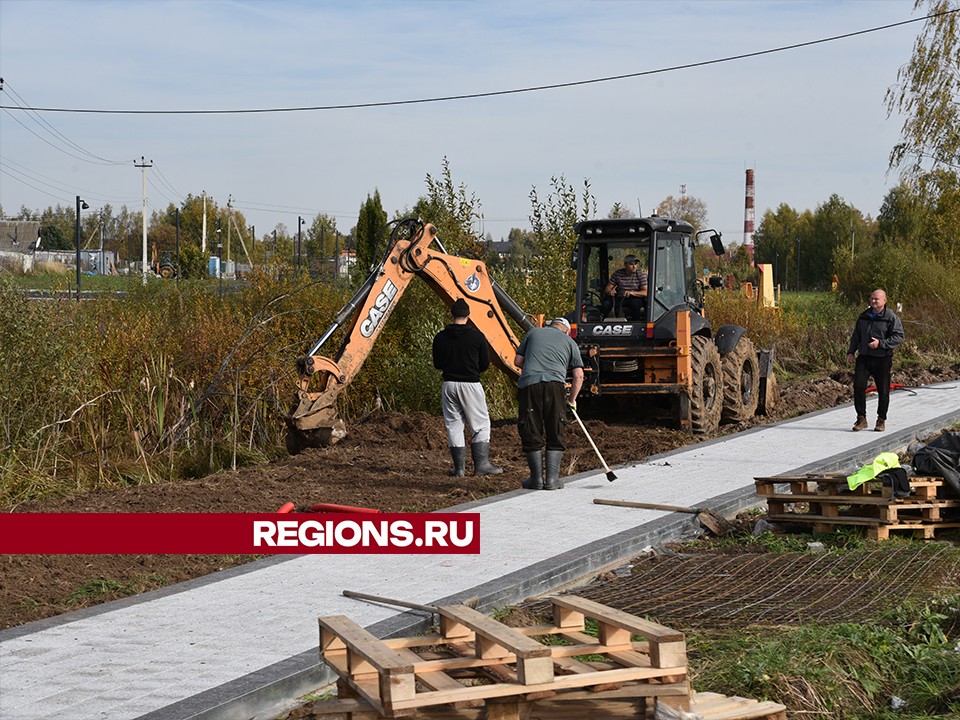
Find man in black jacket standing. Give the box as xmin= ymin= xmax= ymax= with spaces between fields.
xmin=432 ymin=298 xmax=502 ymax=477
xmin=846 ymin=288 xmax=904 ymax=432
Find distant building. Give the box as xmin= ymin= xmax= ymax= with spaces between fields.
xmin=0 ymin=220 xmax=41 ymax=253
xmin=485 ymin=239 xmax=513 ymax=261
xmin=0 ymin=220 xmax=41 ymax=272
xmin=0 ymin=220 xmax=115 ymax=274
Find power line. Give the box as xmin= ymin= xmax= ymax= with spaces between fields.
xmin=152 ymin=162 xmax=185 ymax=200
xmin=0 ymin=80 xmax=131 ymax=163
xmin=0 ymin=12 xmax=948 ymax=116
xmin=0 ymin=158 xmax=137 ymax=206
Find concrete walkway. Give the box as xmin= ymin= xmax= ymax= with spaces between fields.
xmin=2 ymin=382 xmax=960 ymax=720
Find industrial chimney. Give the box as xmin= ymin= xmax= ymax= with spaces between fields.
xmin=744 ymin=168 xmax=755 ymax=264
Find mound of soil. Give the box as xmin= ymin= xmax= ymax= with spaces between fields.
xmin=2 ymin=366 xmax=958 ymax=630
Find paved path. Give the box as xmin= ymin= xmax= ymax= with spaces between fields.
xmin=2 ymin=383 xmax=959 ymax=720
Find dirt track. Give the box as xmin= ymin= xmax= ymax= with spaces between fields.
xmin=3 ymin=365 xmax=958 ymax=630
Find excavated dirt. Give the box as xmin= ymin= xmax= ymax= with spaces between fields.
xmin=2 ymin=366 xmax=959 ymax=631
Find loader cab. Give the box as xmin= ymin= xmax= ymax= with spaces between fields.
xmin=573 ymin=217 xmax=701 ymax=335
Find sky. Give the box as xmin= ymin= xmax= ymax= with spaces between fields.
xmin=0 ymin=0 xmax=928 ymax=246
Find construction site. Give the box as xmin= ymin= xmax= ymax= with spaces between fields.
xmin=3 ymin=210 xmax=960 ymax=719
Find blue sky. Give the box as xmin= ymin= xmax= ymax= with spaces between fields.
xmin=0 ymin=0 xmax=924 ymax=244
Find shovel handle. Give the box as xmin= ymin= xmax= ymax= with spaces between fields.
xmin=593 ymin=498 xmax=697 ymax=513
xmin=570 ymin=407 xmax=614 ymax=474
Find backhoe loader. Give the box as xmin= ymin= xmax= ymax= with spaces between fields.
xmin=571 ymin=216 xmax=774 ymax=433
xmin=285 ymin=216 xmax=775 ymax=452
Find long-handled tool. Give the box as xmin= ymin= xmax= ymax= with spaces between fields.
xmin=342 ymin=590 xmax=480 ymax=617
xmin=569 ymin=406 xmax=616 ymax=481
xmin=593 ymin=498 xmax=735 ymax=535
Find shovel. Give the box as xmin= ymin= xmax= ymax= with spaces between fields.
xmin=593 ymin=498 xmax=735 ymax=535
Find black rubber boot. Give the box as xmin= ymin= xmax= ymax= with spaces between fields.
xmin=471 ymin=442 xmax=503 ymax=476
xmin=522 ymin=451 xmax=543 ymax=490
xmin=449 ymin=446 xmax=467 ymax=477
xmin=544 ymin=450 xmax=564 ymax=490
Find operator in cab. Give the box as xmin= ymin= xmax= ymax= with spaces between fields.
xmin=604 ymin=254 xmax=647 ymax=320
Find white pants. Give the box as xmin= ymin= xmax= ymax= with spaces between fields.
xmin=440 ymin=381 xmax=492 ymax=447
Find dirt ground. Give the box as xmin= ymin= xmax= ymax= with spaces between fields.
xmin=2 ymin=365 xmax=959 ymax=631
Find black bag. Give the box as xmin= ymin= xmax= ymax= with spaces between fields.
xmin=877 ymin=467 xmax=911 ymax=498
xmin=912 ymin=432 xmax=960 ymax=495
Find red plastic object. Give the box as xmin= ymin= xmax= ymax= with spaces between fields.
xmin=307 ymin=503 xmax=380 ymax=514
xmin=277 ymin=502 xmax=296 ymax=514
xmin=865 ymin=382 xmax=904 ymax=395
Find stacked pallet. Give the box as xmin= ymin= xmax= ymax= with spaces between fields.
xmin=311 ymin=595 xmax=786 ymax=720
xmin=755 ymin=473 xmax=960 ymax=540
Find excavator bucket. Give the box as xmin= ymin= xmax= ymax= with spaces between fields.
xmin=284 ymin=385 xmax=348 ymax=453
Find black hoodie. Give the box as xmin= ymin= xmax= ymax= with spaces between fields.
xmin=432 ymin=323 xmax=490 ymax=382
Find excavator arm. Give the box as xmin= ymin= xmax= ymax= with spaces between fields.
xmin=285 ymin=220 xmax=536 ymax=453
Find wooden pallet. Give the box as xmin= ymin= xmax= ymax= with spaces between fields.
xmin=755 ymin=474 xmax=947 ymax=501
xmin=317 ymin=595 xmax=691 ymax=718
xmin=305 ymin=690 xmax=787 ymax=720
xmin=756 ymin=474 xmax=960 ymax=540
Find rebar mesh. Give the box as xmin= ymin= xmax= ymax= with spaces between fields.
xmin=525 ymin=545 xmax=960 ymax=628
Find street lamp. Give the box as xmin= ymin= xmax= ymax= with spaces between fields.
xmin=795 ymin=236 xmax=800 ymax=292
xmin=297 ymin=216 xmax=304 ymax=271
xmin=217 ymin=218 xmax=223 ymax=299
xmin=173 ymin=207 xmax=180 ymax=282
xmin=75 ymin=196 xmax=89 ymax=301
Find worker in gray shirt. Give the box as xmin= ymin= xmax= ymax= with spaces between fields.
xmin=514 ymin=318 xmax=584 ymax=490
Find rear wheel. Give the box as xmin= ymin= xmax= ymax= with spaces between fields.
xmin=690 ymin=336 xmax=722 ymax=434
xmin=720 ymin=337 xmax=760 ymax=422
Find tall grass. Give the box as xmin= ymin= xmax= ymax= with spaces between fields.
xmin=0 ymin=273 xmax=346 ymax=507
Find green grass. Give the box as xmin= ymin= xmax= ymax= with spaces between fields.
xmin=688 ymin=596 xmax=960 ymax=719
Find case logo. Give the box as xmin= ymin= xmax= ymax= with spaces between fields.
xmin=592 ymin=324 xmax=634 ymax=335
xmin=360 ymin=280 xmax=399 ymax=337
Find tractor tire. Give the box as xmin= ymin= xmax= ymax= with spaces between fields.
xmin=720 ymin=336 xmax=760 ymax=423
xmin=690 ymin=335 xmax=723 ymax=434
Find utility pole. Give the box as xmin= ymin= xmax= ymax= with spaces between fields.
xmin=135 ymin=156 xmax=153 ymax=285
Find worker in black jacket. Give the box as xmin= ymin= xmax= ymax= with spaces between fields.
xmin=432 ymin=298 xmax=502 ymax=477
xmin=846 ymin=288 xmax=905 ymax=432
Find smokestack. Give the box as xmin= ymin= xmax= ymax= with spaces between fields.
xmin=744 ymin=168 xmax=755 ymax=264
